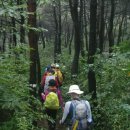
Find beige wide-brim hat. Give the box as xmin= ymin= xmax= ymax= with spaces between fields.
xmin=67 ymin=85 xmax=84 ymax=95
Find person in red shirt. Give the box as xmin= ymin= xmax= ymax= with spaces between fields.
xmin=41 ymin=69 xmax=59 ymax=92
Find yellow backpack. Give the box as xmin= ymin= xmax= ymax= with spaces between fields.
xmin=44 ymin=92 xmax=59 ymax=110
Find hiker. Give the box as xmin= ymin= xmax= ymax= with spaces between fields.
xmin=40 ymin=65 xmax=51 ymax=91
xmin=55 ymin=63 xmax=64 ymax=87
xmin=43 ymin=65 xmax=51 ymax=76
xmin=50 ymin=63 xmax=56 ymax=71
xmin=41 ymin=69 xmax=59 ymax=92
xmin=41 ymin=79 xmax=64 ymax=130
xmin=41 ymin=63 xmax=57 ymax=83
xmin=59 ymin=85 xmax=92 ymax=130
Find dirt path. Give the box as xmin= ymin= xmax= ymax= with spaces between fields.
xmin=37 ymin=119 xmax=67 ymax=130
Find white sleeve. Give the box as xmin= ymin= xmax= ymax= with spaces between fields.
xmin=85 ymin=101 xmax=92 ymax=123
xmin=61 ymin=101 xmax=71 ymax=123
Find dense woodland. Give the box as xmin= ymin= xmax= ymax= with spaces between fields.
xmin=0 ymin=0 xmax=130 ymax=130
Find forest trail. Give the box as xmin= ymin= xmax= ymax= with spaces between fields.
xmin=37 ymin=118 xmax=67 ymax=130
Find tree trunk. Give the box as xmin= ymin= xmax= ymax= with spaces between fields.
xmin=53 ymin=3 xmax=58 ymax=63
xmin=2 ymin=30 xmax=6 ymax=52
xmin=27 ymin=0 xmax=41 ymax=85
xmin=69 ymin=27 xmax=74 ymax=55
xmin=1 ymin=30 xmax=7 ymax=52
xmin=53 ymin=0 xmax=62 ymax=63
xmin=117 ymin=15 xmax=124 ymax=45
xmin=83 ymin=0 xmax=88 ymax=51
xmin=99 ymin=0 xmax=105 ymax=53
xmin=69 ymin=0 xmax=82 ymax=75
xmin=57 ymin=0 xmax=61 ymax=54
xmin=108 ymin=0 xmax=115 ymax=53
xmin=117 ymin=1 xmax=128 ymax=45
xmin=88 ymin=0 xmax=97 ymax=64
xmin=11 ymin=17 xmax=17 ymax=46
xmin=41 ymin=32 xmax=46 ymax=49
xmin=80 ymin=0 xmax=85 ymax=57
xmin=88 ymin=0 xmax=97 ymax=99
xmin=88 ymin=69 xmax=96 ymax=99
xmin=17 ymin=0 xmax=25 ymax=44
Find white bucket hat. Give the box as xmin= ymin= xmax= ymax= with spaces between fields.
xmin=67 ymin=85 xmax=84 ymax=94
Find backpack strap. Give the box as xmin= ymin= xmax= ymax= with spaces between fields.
xmin=71 ymin=100 xmax=84 ymax=130
xmin=71 ymin=100 xmax=80 ymax=120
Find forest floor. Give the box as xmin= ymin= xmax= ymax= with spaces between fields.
xmin=37 ymin=118 xmax=67 ymax=130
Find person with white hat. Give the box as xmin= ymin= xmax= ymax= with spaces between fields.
xmin=60 ymin=85 xmax=92 ymax=130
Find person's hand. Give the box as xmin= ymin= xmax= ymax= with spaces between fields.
xmin=41 ymin=93 xmax=45 ymax=96
xmin=41 ymin=93 xmax=45 ymax=101
xmin=62 ymin=107 xmax=64 ymax=112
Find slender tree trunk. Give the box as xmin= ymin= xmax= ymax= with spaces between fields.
xmin=99 ymin=0 xmax=105 ymax=53
xmin=64 ymin=12 xmax=68 ymax=48
xmin=41 ymin=32 xmax=46 ymax=49
xmin=20 ymin=15 xmax=25 ymax=44
xmin=108 ymin=0 xmax=115 ymax=53
xmin=117 ymin=1 xmax=128 ymax=45
xmin=66 ymin=24 xmax=70 ymax=48
xmin=53 ymin=0 xmax=62 ymax=63
xmin=88 ymin=0 xmax=97 ymax=99
xmin=2 ymin=30 xmax=6 ymax=52
xmin=122 ymin=16 xmax=127 ymax=41
xmin=11 ymin=17 xmax=17 ymax=46
xmin=80 ymin=0 xmax=85 ymax=57
xmin=9 ymin=29 xmax=12 ymax=49
xmin=17 ymin=0 xmax=25 ymax=44
xmin=53 ymin=3 xmax=58 ymax=63
xmin=83 ymin=0 xmax=88 ymax=51
xmin=103 ymin=0 xmax=109 ymax=48
xmin=69 ymin=27 xmax=74 ymax=55
xmin=69 ymin=0 xmax=82 ymax=75
xmin=96 ymin=10 xmax=100 ymax=48
xmin=57 ymin=0 xmax=61 ymax=54
xmin=117 ymin=15 xmax=124 ymax=45
xmin=1 ymin=18 xmax=6 ymax=52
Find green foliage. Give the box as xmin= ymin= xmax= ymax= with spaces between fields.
xmin=62 ymin=46 xmax=130 ymax=130
xmin=0 ymin=46 xmax=44 ymax=130
xmin=91 ymin=49 xmax=130 ymax=130
xmin=39 ymin=43 xmax=55 ymax=69
xmin=38 ymin=0 xmax=52 ymax=5
xmin=39 ymin=39 xmax=130 ymax=130
xmin=0 ymin=1 xmax=27 ymax=18
xmin=119 ymin=40 xmax=130 ymax=53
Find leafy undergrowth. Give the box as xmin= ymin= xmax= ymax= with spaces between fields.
xmin=0 ymin=42 xmax=130 ymax=130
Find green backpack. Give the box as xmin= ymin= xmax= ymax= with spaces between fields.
xmin=44 ymin=92 xmax=59 ymax=110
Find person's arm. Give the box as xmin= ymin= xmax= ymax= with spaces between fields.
xmin=41 ymin=90 xmax=49 ymax=101
xmin=85 ymin=101 xmax=92 ymax=123
xmin=61 ymin=101 xmax=71 ymax=124
xmin=57 ymin=89 xmax=64 ymax=111
xmin=41 ymin=93 xmax=45 ymax=101
xmin=41 ymin=75 xmax=46 ymax=87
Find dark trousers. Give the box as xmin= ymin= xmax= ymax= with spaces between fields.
xmin=45 ymin=108 xmax=57 ymax=130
